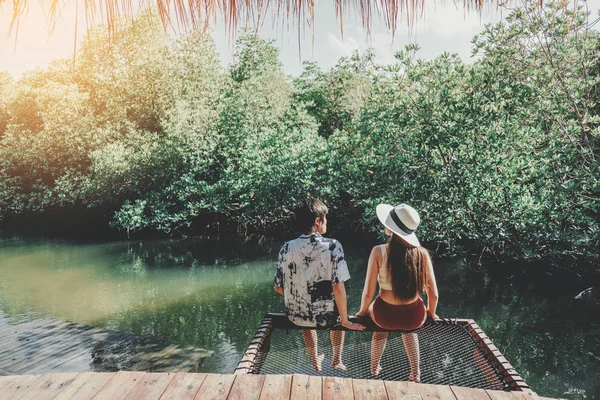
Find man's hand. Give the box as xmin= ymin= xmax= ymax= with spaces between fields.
xmin=341 ymin=320 xmax=366 ymax=331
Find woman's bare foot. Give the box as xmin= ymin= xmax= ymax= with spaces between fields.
xmin=409 ymin=369 xmax=421 ymax=383
xmin=370 ymin=363 xmax=382 ymax=376
xmin=311 ymin=354 xmax=325 ymax=372
xmin=331 ymin=360 xmax=347 ymax=371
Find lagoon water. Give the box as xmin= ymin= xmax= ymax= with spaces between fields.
xmin=0 ymin=235 xmax=598 ymax=399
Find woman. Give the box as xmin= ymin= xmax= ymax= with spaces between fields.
xmin=355 ymin=203 xmax=439 ymax=381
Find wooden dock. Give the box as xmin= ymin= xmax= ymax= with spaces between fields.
xmin=0 ymin=314 xmax=212 ymax=376
xmin=0 ymin=372 xmax=559 ymax=400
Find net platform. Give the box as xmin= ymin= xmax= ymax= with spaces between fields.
xmin=235 ymin=314 xmax=531 ymax=393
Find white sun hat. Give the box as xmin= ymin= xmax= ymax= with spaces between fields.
xmin=376 ymin=203 xmax=421 ymax=247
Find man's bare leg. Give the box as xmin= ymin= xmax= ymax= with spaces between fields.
xmin=402 ymin=332 xmax=421 ymax=382
xmin=302 ymin=330 xmax=324 ymax=372
xmin=330 ymin=330 xmax=346 ymax=370
xmin=371 ymin=331 xmax=389 ymax=375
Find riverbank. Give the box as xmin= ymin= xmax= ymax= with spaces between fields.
xmin=2 ymin=221 xmax=598 ymax=283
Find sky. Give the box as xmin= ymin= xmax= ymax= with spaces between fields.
xmin=0 ymin=0 xmax=599 ymax=78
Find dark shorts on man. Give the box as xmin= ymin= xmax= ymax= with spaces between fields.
xmin=314 ymin=304 xmax=340 ymax=329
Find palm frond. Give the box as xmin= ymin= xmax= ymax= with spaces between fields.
xmin=4 ymin=0 xmax=499 ymax=40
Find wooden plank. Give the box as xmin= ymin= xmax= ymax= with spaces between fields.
xmin=93 ymin=371 xmax=147 ymax=400
xmin=32 ymin=373 xmax=82 ymax=400
xmin=384 ymin=381 xmax=422 ymax=400
xmin=11 ymin=372 xmax=80 ymax=400
xmin=234 ymin=367 xmax=253 ymax=375
xmin=323 ymin=376 xmax=354 ymax=400
xmin=351 ymin=379 xmax=387 ymax=400
xmin=123 ymin=372 xmax=175 ymax=400
xmin=193 ymin=373 xmax=236 ymax=400
xmin=450 ymin=386 xmax=492 ymax=400
xmin=54 ymin=372 xmax=115 ymax=400
xmin=485 ymin=391 xmax=530 ymax=400
xmin=290 ymin=374 xmax=322 ymax=400
xmin=0 ymin=375 xmax=555 ymax=400
xmin=0 ymin=375 xmax=18 ymax=391
xmin=159 ymin=372 xmax=206 ymax=400
xmin=415 ymin=384 xmax=456 ymax=400
xmin=227 ymin=374 xmax=265 ymax=400
xmin=259 ymin=374 xmax=292 ymax=400
xmin=0 ymin=374 xmax=43 ymax=399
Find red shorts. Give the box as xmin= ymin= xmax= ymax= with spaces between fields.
xmin=370 ymin=296 xmax=427 ymax=331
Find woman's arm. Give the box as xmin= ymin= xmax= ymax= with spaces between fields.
xmin=424 ymin=252 xmax=439 ymax=318
xmin=356 ymin=246 xmax=381 ymax=316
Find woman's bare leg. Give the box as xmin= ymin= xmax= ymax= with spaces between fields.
xmin=330 ymin=330 xmax=347 ymax=370
xmin=371 ymin=332 xmax=389 ymax=375
xmin=402 ymin=332 xmax=420 ymax=382
xmin=302 ymin=330 xmax=324 ymax=372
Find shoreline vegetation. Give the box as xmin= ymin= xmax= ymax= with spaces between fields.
xmin=0 ymin=1 xmax=598 ymax=271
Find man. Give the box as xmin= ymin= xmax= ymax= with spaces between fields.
xmin=274 ymin=198 xmax=365 ymax=372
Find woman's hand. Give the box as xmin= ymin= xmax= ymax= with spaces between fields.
xmin=355 ymin=309 xmax=369 ymax=317
xmin=427 ymin=309 xmax=439 ymax=319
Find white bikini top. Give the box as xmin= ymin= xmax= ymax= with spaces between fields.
xmin=377 ymin=245 xmax=393 ymax=290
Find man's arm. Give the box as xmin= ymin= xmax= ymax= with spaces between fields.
xmin=332 ymin=281 xmax=365 ymax=330
xmin=330 ymin=241 xmax=364 ymax=330
xmin=274 ymin=244 xmax=286 ymax=296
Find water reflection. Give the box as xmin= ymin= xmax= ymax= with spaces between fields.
xmin=434 ymin=259 xmax=600 ymax=400
xmin=0 ymin=237 xmax=277 ymax=324
xmin=0 ymin=236 xmax=598 ymax=399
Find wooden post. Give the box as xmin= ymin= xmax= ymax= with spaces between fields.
xmin=459 ymin=320 xmax=534 ymax=394
xmin=234 ymin=316 xmax=273 ymax=375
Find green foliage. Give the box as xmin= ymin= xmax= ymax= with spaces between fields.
xmin=75 ymin=9 xmax=171 ymax=133
xmin=0 ymin=1 xmax=597 ymax=265
xmin=0 ymin=72 xmax=14 ymax=138
xmin=293 ymin=50 xmax=374 ymax=137
xmin=320 ymin=2 xmax=599 ymax=261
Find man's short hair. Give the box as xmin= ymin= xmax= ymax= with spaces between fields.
xmin=294 ymin=198 xmax=328 ymax=233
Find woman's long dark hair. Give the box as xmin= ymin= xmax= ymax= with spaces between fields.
xmin=386 ymin=233 xmax=430 ymax=301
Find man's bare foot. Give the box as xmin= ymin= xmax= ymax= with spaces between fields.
xmin=409 ymin=369 xmax=421 ymax=383
xmin=331 ymin=360 xmax=347 ymax=371
xmin=370 ymin=363 xmax=382 ymax=376
xmin=311 ymin=354 xmax=325 ymax=372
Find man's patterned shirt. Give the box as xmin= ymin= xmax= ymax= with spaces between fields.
xmin=274 ymin=233 xmax=351 ymax=327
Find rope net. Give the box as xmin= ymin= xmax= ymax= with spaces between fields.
xmin=249 ymin=319 xmax=509 ymax=390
